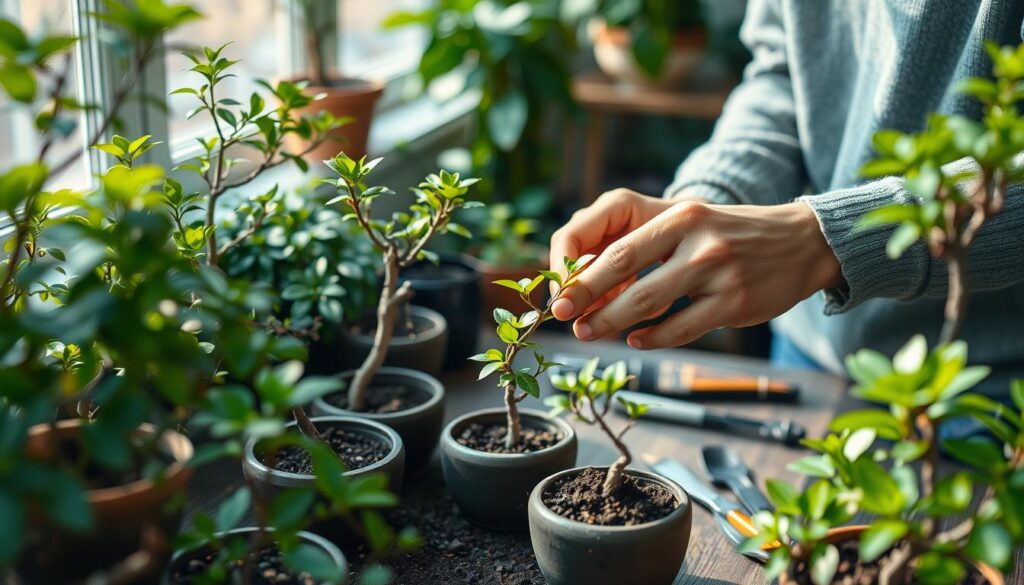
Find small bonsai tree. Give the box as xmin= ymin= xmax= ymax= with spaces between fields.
xmin=747 ymin=41 xmax=1024 ymax=585
xmin=323 ymin=153 xmax=479 ymax=410
xmin=547 ymin=358 xmax=648 ymax=496
xmin=471 ymin=255 xmax=595 ymax=448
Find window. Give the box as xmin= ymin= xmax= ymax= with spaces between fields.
xmin=0 ymin=0 xmax=88 ymax=188
xmin=164 ymin=0 xmax=288 ymax=147
xmin=339 ymin=0 xmax=429 ymax=79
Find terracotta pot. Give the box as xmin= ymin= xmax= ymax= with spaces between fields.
xmin=312 ymin=367 xmax=446 ymax=473
xmin=163 ymin=527 xmax=348 ymax=585
xmin=528 ymin=466 xmax=692 ymax=585
xmin=476 ymin=244 xmax=550 ymax=319
xmin=18 ymin=420 xmax=194 ymax=583
xmin=591 ymin=21 xmax=707 ymax=88
xmin=777 ymin=525 xmax=1005 ymax=585
xmin=440 ymin=408 xmax=577 ymax=530
xmin=285 ymin=77 xmax=384 ymax=161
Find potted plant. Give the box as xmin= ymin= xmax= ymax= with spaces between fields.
xmin=285 ymin=0 xmax=385 ymax=161
xmin=439 ymin=256 xmax=593 ymax=529
xmin=745 ymin=42 xmax=1024 ymax=585
xmin=587 ymin=0 xmax=707 ymax=87
xmin=471 ymin=203 xmax=549 ymax=317
xmin=529 ymin=357 xmax=692 ymax=585
xmin=311 ymin=153 xmax=479 ymax=471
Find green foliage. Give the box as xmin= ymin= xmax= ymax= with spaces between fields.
xmin=473 ymin=203 xmax=545 ymax=267
xmin=580 ymin=0 xmax=705 ymax=77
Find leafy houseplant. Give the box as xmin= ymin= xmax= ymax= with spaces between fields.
xmin=747 ymin=42 xmax=1024 ymax=585
xmin=437 ymin=256 xmax=591 ymax=528
xmin=585 ymin=0 xmax=707 ymax=87
xmin=286 ymin=0 xmax=384 ymax=161
xmin=384 ymin=1 xmax=576 ymax=209
xmin=472 ymin=203 xmax=550 ymax=316
xmin=310 ymin=153 xmax=479 ymax=471
xmin=528 ymin=358 xmax=691 ymax=585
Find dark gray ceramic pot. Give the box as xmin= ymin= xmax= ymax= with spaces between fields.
xmin=400 ymin=253 xmax=481 ymax=370
xmin=311 ymin=367 xmax=445 ymax=474
xmin=327 ymin=305 xmax=447 ymax=376
xmin=528 ymin=466 xmax=692 ymax=585
xmin=163 ymin=527 xmax=348 ymax=585
xmin=440 ymin=408 xmax=577 ymax=530
xmin=242 ymin=416 xmax=405 ymax=497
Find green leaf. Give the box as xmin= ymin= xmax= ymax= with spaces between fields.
xmin=931 ymin=472 xmax=972 ymax=514
xmin=516 ymin=372 xmax=540 ymax=398
xmin=916 ymin=552 xmax=965 ymax=585
xmin=938 ymin=365 xmax=990 ymax=399
xmin=803 ymin=480 xmax=831 ymax=520
xmin=886 ymin=222 xmax=920 ymax=259
xmin=487 ymin=90 xmax=528 ymax=151
xmin=493 ymin=307 xmax=514 ymax=324
xmin=765 ymin=479 xmax=800 ymax=514
xmin=809 ymin=544 xmax=839 ymax=585
xmin=942 ymin=436 xmax=1005 ymax=472
xmin=215 ymin=487 xmax=251 ymax=531
xmin=893 ymin=334 xmax=927 ymax=373
xmin=492 ymin=279 xmax=524 ymax=292
xmin=965 ymin=522 xmax=1012 ymax=569
xmin=0 ymin=65 xmax=35 ymax=102
xmin=859 ymin=520 xmax=907 ymax=562
xmin=497 ymin=320 xmax=519 ymax=344
xmin=267 ymin=489 xmax=316 ymax=530
xmin=842 ymin=428 xmax=876 ymax=461
xmin=850 ymin=458 xmax=904 ymax=515
xmin=829 ymin=409 xmax=903 ymax=440
xmin=631 ymin=23 xmax=670 ymax=78
xmin=477 ymin=361 xmax=502 ymax=380
xmin=786 ymin=455 xmax=835 ymax=478
xmin=284 ymin=544 xmax=342 ymax=582
xmin=469 ymin=349 xmax=503 ymax=362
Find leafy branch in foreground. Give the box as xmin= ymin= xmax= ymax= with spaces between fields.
xmin=547 ymin=358 xmax=645 ymax=496
xmin=470 ymin=254 xmax=594 ymax=449
xmin=324 ymin=153 xmax=480 ymax=411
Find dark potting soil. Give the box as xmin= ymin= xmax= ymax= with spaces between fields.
xmin=542 ymin=466 xmax=678 ymax=526
xmin=265 ymin=426 xmax=389 ymax=474
xmin=455 ymin=423 xmax=561 ymax=454
xmin=788 ymin=539 xmax=988 ymax=585
xmin=345 ymin=467 xmax=545 ymax=585
xmin=325 ymin=383 xmax=430 ymax=414
xmin=170 ymin=544 xmax=318 ymax=585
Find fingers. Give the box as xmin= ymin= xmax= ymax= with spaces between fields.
xmin=552 ymin=207 xmax=686 ymax=321
xmin=626 ymin=296 xmax=721 ymax=350
xmin=573 ymin=257 xmax=695 ymax=340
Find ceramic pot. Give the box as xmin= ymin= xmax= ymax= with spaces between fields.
xmin=284 ymin=77 xmax=384 ymax=161
xmin=163 ymin=527 xmax=348 ymax=585
xmin=777 ymin=525 xmax=1005 ymax=585
xmin=591 ymin=21 xmax=707 ymax=88
xmin=528 ymin=466 xmax=692 ymax=585
xmin=312 ymin=367 xmax=445 ymax=473
xmin=476 ymin=244 xmax=549 ymax=319
xmin=400 ymin=253 xmax=481 ymax=370
xmin=441 ymin=408 xmax=577 ymax=530
xmin=312 ymin=305 xmax=448 ymax=377
xmin=242 ymin=416 xmax=405 ymax=497
xmin=18 ymin=421 xmax=193 ymax=584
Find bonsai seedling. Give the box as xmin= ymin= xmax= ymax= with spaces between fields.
xmin=470 ymin=254 xmax=595 ymax=449
xmin=547 ymin=358 xmax=647 ymax=496
xmin=747 ymin=41 xmax=1024 ymax=585
xmin=323 ymin=152 xmax=479 ymax=411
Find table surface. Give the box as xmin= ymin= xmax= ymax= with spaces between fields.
xmin=571 ymin=72 xmax=732 ymax=118
xmin=187 ymin=330 xmax=1022 ymax=584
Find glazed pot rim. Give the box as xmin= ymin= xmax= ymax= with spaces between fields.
xmin=28 ymin=420 xmax=193 ymax=504
xmin=243 ymin=416 xmax=402 ymax=482
xmin=167 ymin=527 xmax=348 ymax=583
xmin=442 ymin=407 xmax=576 ymax=461
xmin=314 ymin=367 xmax=444 ymax=420
xmin=401 ymin=253 xmax=480 ymax=288
xmin=346 ymin=305 xmax=447 ymax=347
xmin=530 ymin=465 xmax=691 ymax=534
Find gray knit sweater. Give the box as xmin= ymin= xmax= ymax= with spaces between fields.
xmin=666 ymin=0 xmax=1024 ymax=395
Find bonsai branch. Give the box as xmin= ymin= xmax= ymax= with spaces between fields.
xmin=590 ymin=396 xmax=632 ymax=497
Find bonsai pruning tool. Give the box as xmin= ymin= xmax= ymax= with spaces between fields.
xmin=642 ymin=455 xmax=779 ymax=563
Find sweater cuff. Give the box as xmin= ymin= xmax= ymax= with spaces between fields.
xmin=798 ymin=178 xmax=931 ymax=314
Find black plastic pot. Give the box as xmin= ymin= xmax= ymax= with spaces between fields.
xmin=400 ymin=253 xmax=480 ymax=370
xmin=311 ymin=367 xmax=445 ymax=473
xmin=528 ymin=466 xmax=692 ymax=585
xmin=308 ymin=305 xmax=448 ymax=376
xmin=163 ymin=527 xmax=348 ymax=585
xmin=242 ymin=416 xmax=405 ymax=496
xmin=440 ymin=408 xmax=577 ymax=530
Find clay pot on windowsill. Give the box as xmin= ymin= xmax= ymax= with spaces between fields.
xmin=528 ymin=466 xmax=692 ymax=585
xmin=17 ymin=420 xmax=194 ymax=584
xmin=284 ymin=76 xmax=384 ymax=161
xmin=440 ymin=408 xmax=577 ymax=530
xmin=776 ymin=525 xmax=1004 ymax=585
xmin=591 ymin=21 xmax=707 ymax=88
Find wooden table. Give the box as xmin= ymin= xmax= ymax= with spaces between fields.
xmin=568 ymin=73 xmax=732 ymax=204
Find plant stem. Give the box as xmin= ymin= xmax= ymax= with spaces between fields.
xmin=291 ymin=406 xmax=321 ymax=441
xmin=591 ymin=397 xmax=631 ymax=497
xmin=503 ymin=383 xmax=521 ymax=450
xmin=940 ymin=248 xmax=968 ymax=345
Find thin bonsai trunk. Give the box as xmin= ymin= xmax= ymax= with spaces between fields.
xmin=593 ymin=403 xmax=632 ymax=497
xmin=291 ymin=406 xmax=321 ymax=441
xmin=349 ymin=248 xmax=410 ymax=411
xmin=940 ymin=250 xmax=968 ymax=345
xmin=305 ymin=21 xmax=326 ymax=87
xmin=503 ymin=383 xmax=522 ymax=449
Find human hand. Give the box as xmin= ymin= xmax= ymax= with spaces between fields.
xmin=549 ymin=189 xmax=843 ymax=349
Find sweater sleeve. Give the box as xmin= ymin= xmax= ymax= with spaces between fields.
xmin=664 ymin=0 xmax=806 ymax=205
xmin=799 ymin=158 xmax=1024 ymax=314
